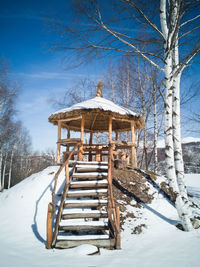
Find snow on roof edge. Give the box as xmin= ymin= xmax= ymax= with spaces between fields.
xmin=50 ymin=96 xmax=140 ymax=118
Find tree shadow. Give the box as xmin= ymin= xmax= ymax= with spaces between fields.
xmin=113 ymin=178 xmax=178 ymax=226
xmin=135 ymin=169 xmax=175 ymax=207
xmin=31 ymin=173 xmax=56 ymax=244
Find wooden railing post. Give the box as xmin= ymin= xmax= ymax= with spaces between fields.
xmin=115 ymin=206 xmax=121 ymax=249
xmin=46 ymin=202 xmax=53 ymax=249
xmin=56 ymin=121 xmax=62 ymax=164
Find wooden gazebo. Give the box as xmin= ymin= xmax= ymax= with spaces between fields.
xmin=48 ymin=81 xmax=144 ymax=167
xmin=46 ymin=82 xmax=144 ymax=250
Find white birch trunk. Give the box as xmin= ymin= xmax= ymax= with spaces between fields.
xmin=160 ymin=0 xmax=193 ymax=231
xmin=8 ymin=148 xmax=14 ymax=189
xmin=0 ymin=148 xmax=3 ymax=191
xmin=2 ymin=143 xmax=9 ymax=190
xmin=172 ymin=39 xmax=194 ymax=227
xmin=153 ymin=85 xmax=158 ymax=173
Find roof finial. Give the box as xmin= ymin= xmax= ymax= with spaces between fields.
xmin=96 ymin=80 xmax=103 ymax=97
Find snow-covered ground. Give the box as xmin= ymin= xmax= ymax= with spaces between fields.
xmin=0 ymin=167 xmax=200 ymax=267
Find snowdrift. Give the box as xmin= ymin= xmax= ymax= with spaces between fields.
xmin=0 ymin=166 xmax=200 ymax=267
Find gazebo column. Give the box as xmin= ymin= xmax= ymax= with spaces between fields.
xmin=78 ymin=115 xmax=85 ymax=161
xmin=56 ymin=121 xmax=61 ymax=164
xmin=108 ymin=117 xmax=113 ymax=162
xmin=66 ymin=128 xmax=70 ymax=152
xmin=89 ymin=132 xmax=93 ymax=161
xmin=131 ymin=121 xmax=137 ymax=168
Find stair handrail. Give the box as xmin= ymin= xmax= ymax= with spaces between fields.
xmin=107 ymin=144 xmax=121 ymax=249
xmin=46 ymin=141 xmax=81 ymax=249
xmin=51 ymin=164 xmax=77 ymax=247
xmin=52 ymin=141 xmax=81 ymax=211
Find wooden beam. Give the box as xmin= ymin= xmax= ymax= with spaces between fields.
xmin=131 ymin=122 xmax=137 ymax=168
xmin=109 ymin=117 xmax=113 ymax=144
xmin=90 ymin=114 xmax=97 ymax=130
xmin=78 ymin=116 xmax=85 ymax=161
xmin=56 ymin=121 xmax=61 ymax=164
xmin=112 ymin=117 xmax=134 ymax=123
xmin=59 ymin=116 xmax=82 ymax=122
xmin=89 ymin=132 xmax=93 ymax=161
xmin=46 ymin=202 xmax=53 ymax=249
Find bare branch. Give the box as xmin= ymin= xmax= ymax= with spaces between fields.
xmin=180 ymin=14 xmax=200 ymax=28
xmin=95 ymin=8 xmax=164 ymax=72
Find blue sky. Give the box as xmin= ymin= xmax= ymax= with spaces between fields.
xmin=0 ymin=0 xmax=104 ymax=152
xmin=1 ymin=0 xmax=199 ymax=152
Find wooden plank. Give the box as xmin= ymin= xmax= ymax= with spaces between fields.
xmin=73 ymin=172 xmax=108 ymax=179
xmin=55 ymin=239 xmax=113 ymax=249
xmin=61 ymin=212 xmax=107 ymax=219
xmin=67 ymin=190 xmax=107 ymax=197
xmin=46 ymin=202 xmax=53 ymax=249
xmin=57 ymin=138 xmax=81 ymax=144
xmin=70 ymin=183 xmax=108 ymax=189
xmin=59 ymin=116 xmax=82 ymax=122
xmin=59 ymin=224 xmax=108 ymax=231
xmin=63 ymin=202 xmax=107 ymax=208
xmin=111 ymin=140 xmax=134 ymax=146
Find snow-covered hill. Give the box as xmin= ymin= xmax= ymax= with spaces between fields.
xmin=0 ymin=167 xmax=200 ymax=267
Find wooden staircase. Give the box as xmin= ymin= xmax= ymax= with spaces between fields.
xmin=46 ymin=144 xmax=120 ymax=250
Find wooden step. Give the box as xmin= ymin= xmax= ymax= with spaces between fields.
xmin=61 ymin=213 xmax=107 ymax=219
xmin=67 ymin=189 xmax=107 ymax=198
xmin=70 ymin=180 xmax=108 ymax=189
xmin=59 ymin=221 xmax=108 ymax=231
xmin=73 ymin=172 xmax=108 ymax=180
xmin=76 ymin=165 xmax=108 ymax=173
xmin=69 ymin=160 xmax=108 ymax=166
xmin=63 ymin=199 xmax=107 ymax=208
xmin=62 ymin=211 xmax=107 ymax=220
xmin=55 ymin=238 xmax=114 ymax=249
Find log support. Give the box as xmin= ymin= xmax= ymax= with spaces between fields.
xmin=56 ymin=121 xmax=61 ymax=164
xmin=89 ymin=132 xmax=93 ymax=161
xmin=131 ymin=122 xmax=137 ymax=168
xmin=46 ymin=202 xmax=53 ymax=249
xmin=78 ymin=116 xmax=85 ymax=161
xmin=109 ymin=117 xmax=113 ymax=145
xmin=66 ymin=128 xmax=70 ymax=152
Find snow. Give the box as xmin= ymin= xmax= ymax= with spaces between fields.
xmin=51 ymin=96 xmax=139 ymax=117
xmin=158 ymin=136 xmax=200 ymax=148
xmin=0 ymin=167 xmax=200 ymax=266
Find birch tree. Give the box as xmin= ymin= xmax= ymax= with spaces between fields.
xmin=50 ymin=0 xmax=200 ymax=230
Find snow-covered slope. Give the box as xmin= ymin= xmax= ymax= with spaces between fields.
xmin=0 ymin=167 xmax=200 ymax=267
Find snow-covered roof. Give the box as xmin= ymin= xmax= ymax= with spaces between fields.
xmin=51 ymin=96 xmax=138 ymax=117
xmin=49 ymin=96 xmax=144 ymax=131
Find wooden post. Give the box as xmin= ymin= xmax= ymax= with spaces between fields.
xmin=115 ymin=206 xmax=121 ymax=249
xmin=66 ymin=128 xmax=70 ymax=152
xmin=109 ymin=117 xmax=112 ymax=144
xmin=56 ymin=121 xmax=61 ymax=164
xmin=131 ymin=121 xmax=137 ymax=168
xmin=89 ymin=132 xmax=93 ymax=161
xmin=46 ymin=202 xmax=53 ymax=249
xmin=115 ymin=131 xmax=118 ymax=141
xmin=78 ymin=116 xmax=85 ymax=161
